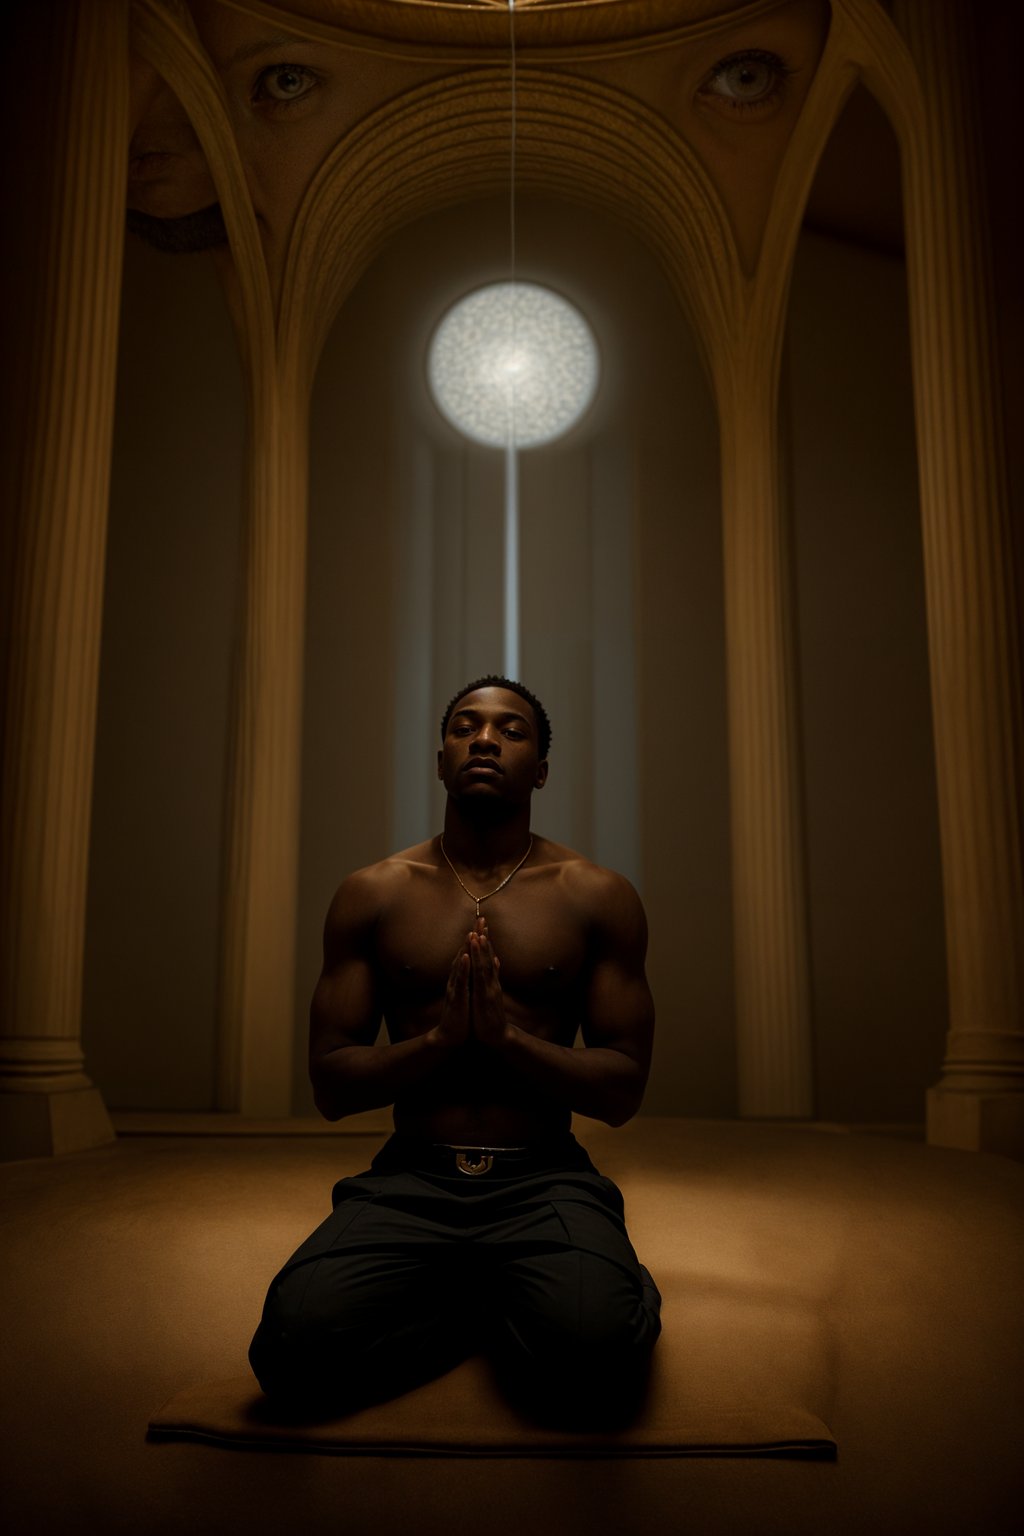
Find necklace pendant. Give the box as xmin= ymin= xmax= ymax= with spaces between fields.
xmin=439 ymin=835 xmax=532 ymax=921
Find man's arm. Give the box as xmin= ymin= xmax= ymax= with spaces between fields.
xmin=471 ymin=869 xmax=655 ymax=1126
xmin=309 ymin=869 xmax=468 ymax=1120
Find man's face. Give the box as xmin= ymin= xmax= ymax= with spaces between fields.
xmin=437 ymin=687 xmax=548 ymax=806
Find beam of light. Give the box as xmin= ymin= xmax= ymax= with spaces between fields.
xmin=426 ymin=9 xmax=600 ymax=681
xmin=504 ymin=440 xmax=519 ymax=678
xmin=427 ymin=282 xmax=599 ymax=680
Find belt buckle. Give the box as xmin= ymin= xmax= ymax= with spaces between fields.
xmin=454 ymin=1149 xmax=493 ymax=1177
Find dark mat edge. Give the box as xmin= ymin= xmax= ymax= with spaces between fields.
xmin=146 ymin=1423 xmax=837 ymax=1459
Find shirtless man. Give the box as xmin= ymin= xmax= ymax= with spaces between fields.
xmin=249 ymin=676 xmax=661 ymax=1425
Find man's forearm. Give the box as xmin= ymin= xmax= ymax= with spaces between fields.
xmin=496 ymin=1027 xmax=646 ymax=1126
xmin=311 ymin=1030 xmax=452 ymax=1120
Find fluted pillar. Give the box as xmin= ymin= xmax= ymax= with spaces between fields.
xmin=894 ymin=0 xmax=1024 ymax=1157
xmin=719 ymin=362 xmax=815 ymax=1118
xmin=0 ymin=1 xmax=128 ymax=1158
xmin=216 ymin=375 xmax=309 ymax=1116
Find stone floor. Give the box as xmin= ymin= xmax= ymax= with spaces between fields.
xmin=2 ymin=1115 xmax=1021 ymax=1536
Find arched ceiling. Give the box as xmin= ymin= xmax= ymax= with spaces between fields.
xmin=131 ymin=0 xmax=847 ymax=322
xmin=216 ymin=0 xmax=791 ymax=50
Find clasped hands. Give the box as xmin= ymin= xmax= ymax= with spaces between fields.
xmin=436 ymin=916 xmax=511 ymax=1051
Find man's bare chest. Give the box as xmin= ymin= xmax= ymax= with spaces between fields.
xmin=375 ymin=873 xmax=589 ymax=1011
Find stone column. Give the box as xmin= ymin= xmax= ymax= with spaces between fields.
xmin=0 ymin=1 xmax=128 ymax=1158
xmin=718 ymin=364 xmax=815 ymax=1118
xmin=895 ymin=0 xmax=1024 ymax=1157
xmin=216 ymin=377 xmax=309 ymax=1117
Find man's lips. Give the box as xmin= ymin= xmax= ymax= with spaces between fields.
xmin=462 ymin=760 xmax=503 ymax=775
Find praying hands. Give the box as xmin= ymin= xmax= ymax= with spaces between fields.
xmin=437 ymin=918 xmax=510 ymax=1051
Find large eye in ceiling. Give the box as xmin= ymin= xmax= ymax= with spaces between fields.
xmin=698 ymin=49 xmax=791 ymax=114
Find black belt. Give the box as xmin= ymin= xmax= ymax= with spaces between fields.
xmin=440 ymin=1144 xmax=527 ymax=1177
xmin=378 ymin=1135 xmax=580 ymax=1178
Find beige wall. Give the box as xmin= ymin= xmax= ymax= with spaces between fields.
xmin=84 ymin=185 xmax=945 ymax=1125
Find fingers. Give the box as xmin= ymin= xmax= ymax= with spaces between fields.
xmin=467 ymin=929 xmax=500 ymax=987
xmin=450 ymin=924 xmax=477 ymax=981
xmin=446 ymin=945 xmax=471 ymax=1007
xmin=465 ymin=923 xmax=507 ymax=1048
xmin=439 ymin=946 xmax=471 ymax=1048
xmin=448 ymin=947 xmax=469 ymax=986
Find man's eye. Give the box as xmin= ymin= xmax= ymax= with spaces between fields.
xmin=252 ymin=64 xmax=318 ymax=107
xmin=698 ymin=49 xmax=791 ymax=112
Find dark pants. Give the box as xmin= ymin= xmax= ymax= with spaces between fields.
xmin=249 ymin=1133 xmax=661 ymax=1426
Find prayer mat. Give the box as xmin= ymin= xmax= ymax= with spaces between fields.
xmin=148 ymin=1353 xmax=836 ymax=1459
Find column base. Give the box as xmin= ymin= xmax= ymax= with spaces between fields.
xmin=926 ymin=1085 xmax=1024 ymax=1161
xmin=0 ymin=1086 xmax=116 ymax=1162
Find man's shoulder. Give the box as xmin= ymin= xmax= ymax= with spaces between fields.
xmin=535 ymin=838 xmax=644 ymax=912
xmin=328 ymin=841 xmax=438 ymax=921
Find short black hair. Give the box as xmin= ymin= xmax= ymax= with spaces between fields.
xmin=440 ymin=676 xmax=552 ymax=759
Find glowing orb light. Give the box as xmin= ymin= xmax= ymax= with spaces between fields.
xmin=427 ymin=282 xmax=599 ymax=448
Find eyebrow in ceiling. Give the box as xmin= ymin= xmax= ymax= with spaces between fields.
xmin=222 ymin=34 xmax=312 ymax=68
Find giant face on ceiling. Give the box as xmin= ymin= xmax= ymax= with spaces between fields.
xmin=127 ymin=0 xmax=830 ymax=282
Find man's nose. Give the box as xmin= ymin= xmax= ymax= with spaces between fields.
xmin=470 ymin=730 xmax=500 ymax=753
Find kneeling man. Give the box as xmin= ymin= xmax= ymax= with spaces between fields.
xmin=249 ymin=675 xmax=661 ymax=1424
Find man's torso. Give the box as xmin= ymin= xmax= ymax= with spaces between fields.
xmin=369 ymin=837 xmax=595 ymax=1143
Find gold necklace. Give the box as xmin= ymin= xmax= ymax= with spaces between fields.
xmin=439 ymin=836 xmax=533 ymax=917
